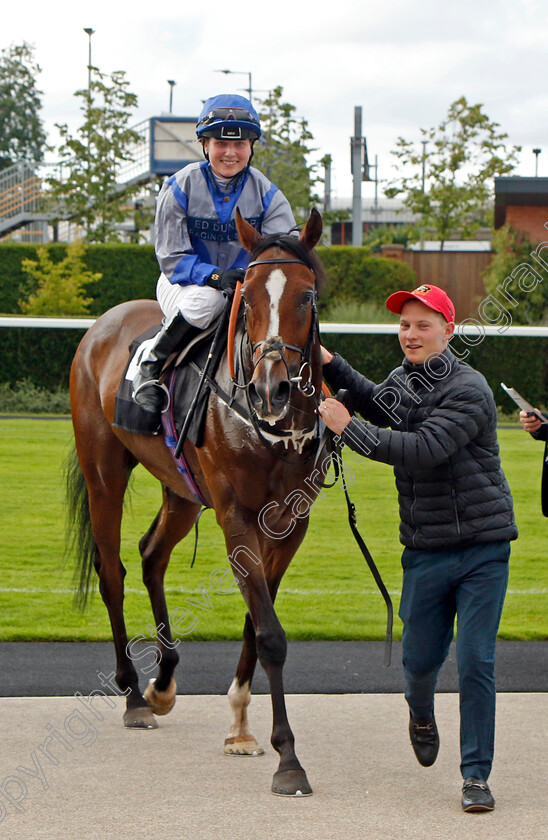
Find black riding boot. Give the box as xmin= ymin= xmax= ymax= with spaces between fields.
xmin=132 ymin=311 xmax=195 ymax=414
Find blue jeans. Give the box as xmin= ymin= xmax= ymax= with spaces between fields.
xmin=399 ymin=541 xmax=510 ymax=781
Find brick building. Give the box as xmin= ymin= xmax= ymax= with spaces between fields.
xmin=494 ymin=176 xmax=548 ymax=243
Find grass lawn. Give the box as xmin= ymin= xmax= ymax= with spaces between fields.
xmin=0 ymin=417 xmax=546 ymax=642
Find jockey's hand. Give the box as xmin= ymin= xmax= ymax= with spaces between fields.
xmin=207 ymin=268 xmax=246 ymax=294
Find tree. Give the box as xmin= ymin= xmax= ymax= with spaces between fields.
xmin=253 ymin=87 xmax=320 ymax=223
xmin=19 ymin=239 xmax=99 ymax=316
xmin=0 ymin=42 xmax=48 ymax=171
xmin=46 ymin=67 xmax=142 ymax=242
xmin=385 ymin=97 xmax=520 ymax=249
xmin=363 ymin=223 xmax=420 ymax=250
xmin=482 ymin=226 xmax=548 ymax=325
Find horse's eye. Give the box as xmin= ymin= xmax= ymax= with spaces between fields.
xmin=300 ymin=291 xmax=314 ymax=308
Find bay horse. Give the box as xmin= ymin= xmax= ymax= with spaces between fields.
xmin=67 ymin=208 xmax=329 ymax=796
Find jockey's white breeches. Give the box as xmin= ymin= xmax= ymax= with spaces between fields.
xmin=156 ymin=273 xmax=226 ymax=329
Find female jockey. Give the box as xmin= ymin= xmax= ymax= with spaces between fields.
xmin=132 ymin=93 xmax=296 ymax=416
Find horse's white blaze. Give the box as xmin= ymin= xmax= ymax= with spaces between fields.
xmin=265 ymin=269 xmax=287 ymax=339
xmin=227 ymin=677 xmax=252 ymax=738
xmin=257 ymin=269 xmax=288 ymax=415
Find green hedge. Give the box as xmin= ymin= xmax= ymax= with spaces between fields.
xmin=0 ymin=243 xmax=415 ymax=317
xmin=316 ymin=247 xmax=416 ymax=315
xmin=0 ymin=243 xmax=159 ymax=316
xmin=0 ymin=327 xmax=85 ymax=390
xmin=0 ymin=242 xmax=416 ymax=390
xmin=1 ymin=327 xmax=545 ymax=409
xmin=0 ymin=242 xmax=546 ymax=405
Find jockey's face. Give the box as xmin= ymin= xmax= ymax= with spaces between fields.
xmin=204 ymin=137 xmax=252 ymax=178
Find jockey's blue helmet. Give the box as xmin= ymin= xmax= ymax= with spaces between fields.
xmin=196 ymin=94 xmax=261 ymax=141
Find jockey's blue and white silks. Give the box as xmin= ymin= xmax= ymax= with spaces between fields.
xmin=155 ymin=160 xmax=295 ymax=289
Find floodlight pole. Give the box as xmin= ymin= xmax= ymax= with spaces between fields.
xmin=83 ymin=27 xmax=95 ymax=236
xmin=215 ymin=69 xmax=253 ymax=101
xmin=167 ymin=80 xmax=176 ymax=114
xmin=351 ymin=106 xmax=363 ymax=247
xmin=533 ymin=148 xmax=541 ymax=177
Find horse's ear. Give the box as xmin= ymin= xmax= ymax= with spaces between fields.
xmin=236 ymin=208 xmax=262 ymax=253
xmin=299 ymin=207 xmax=323 ymax=251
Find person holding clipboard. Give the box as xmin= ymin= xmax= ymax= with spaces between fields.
xmin=508 ymin=385 xmax=548 ymax=517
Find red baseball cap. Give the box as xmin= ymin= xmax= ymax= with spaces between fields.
xmin=385 ymin=284 xmax=455 ymax=323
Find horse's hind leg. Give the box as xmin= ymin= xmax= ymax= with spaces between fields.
xmin=139 ymin=487 xmax=201 ymax=715
xmin=224 ymin=612 xmax=264 ymax=756
xmin=73 ymin=416 xmax=156 ymax=729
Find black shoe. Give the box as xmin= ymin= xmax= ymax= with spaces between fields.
xmin=409 ymin=714 xmax=439 ymax=767
xmin=461 ymin=777 xmax=495 ymax=812
xmin=133 ymin=380 xmax=170 ymax=413
xmin=132 ymin=312 xmax=195 ymax=414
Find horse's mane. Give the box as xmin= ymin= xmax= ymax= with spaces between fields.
xmin=250 ymin=232 xmax=327 ymax=296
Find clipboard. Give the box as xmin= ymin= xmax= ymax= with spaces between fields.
xmin=500 ymin=383 xmax=548 ymax=423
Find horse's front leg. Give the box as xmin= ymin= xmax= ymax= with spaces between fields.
xmin=226 ymin=534 xmax=312 ymax=796
xmin=225 ymin=611 xmax=264 ymax=756
xmin=255 ymin=588 xmax=311 ymax=796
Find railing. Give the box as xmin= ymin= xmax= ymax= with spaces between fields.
xmin=1 ymin=317 xmax=547 ymax=338
xmin=116 ymin=119 xmax=151 ymax=186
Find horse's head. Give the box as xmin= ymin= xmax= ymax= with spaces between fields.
xmin=235 ymin=209 xmax=324 ymax=425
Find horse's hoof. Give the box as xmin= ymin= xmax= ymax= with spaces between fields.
xmin=224 ymin=735 xmax=265 ymax=756
xmin=123 ymin=706 xmax=158 ymax=729
xmin=144 ymin=677 xmax=177 ymax=716
xmin=271 ymin=769 xmax=313 ymax=797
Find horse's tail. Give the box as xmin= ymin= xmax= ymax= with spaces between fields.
xmin=64 ymin=447 xmax=97 ymax=611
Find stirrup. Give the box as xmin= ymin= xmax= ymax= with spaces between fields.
xmin=133 ymin=380 xmax=171 ymax=413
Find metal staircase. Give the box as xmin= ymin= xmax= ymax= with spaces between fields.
xmin=0 ymin=161 xmax=50 ymax=236
xmin=0 ymin=116 xmax=200 ymax=240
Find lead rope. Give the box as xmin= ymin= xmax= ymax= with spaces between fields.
xmin=327 ymin=390 xmax=393 ymax=667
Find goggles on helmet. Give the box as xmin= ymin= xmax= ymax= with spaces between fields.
xmin=196 ymin=107 xmax=261 ymax=140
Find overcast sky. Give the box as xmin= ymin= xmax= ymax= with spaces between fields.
xmin=4 ymin=0 xmax=548 ymax=201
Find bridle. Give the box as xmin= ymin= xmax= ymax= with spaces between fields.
xmin=224 ymin=254 xmax=323 ymax=459
xmin=231 ymin=257 xmax=319 ymax=399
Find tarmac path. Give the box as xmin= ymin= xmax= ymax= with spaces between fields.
xmin=1 ymin=644 xmax=546 ymax=839
xmin=1 ymin=639 xmax=547 ymax=696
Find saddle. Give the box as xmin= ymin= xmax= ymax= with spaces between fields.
xmin=113 ymin=314 xmax=227 ymax=444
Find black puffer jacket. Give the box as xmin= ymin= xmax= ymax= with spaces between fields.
xmin=324 ymin=349 xmax=518 ymax=550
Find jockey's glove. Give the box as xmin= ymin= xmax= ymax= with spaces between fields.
xmin=207 ymin=268 xmax=246 ymax=294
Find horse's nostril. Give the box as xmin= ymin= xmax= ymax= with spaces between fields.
xmin=272 ymin=380 xmax=291 ymax=407
xmin=248 ymin=382 xmax=261 ymax=409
